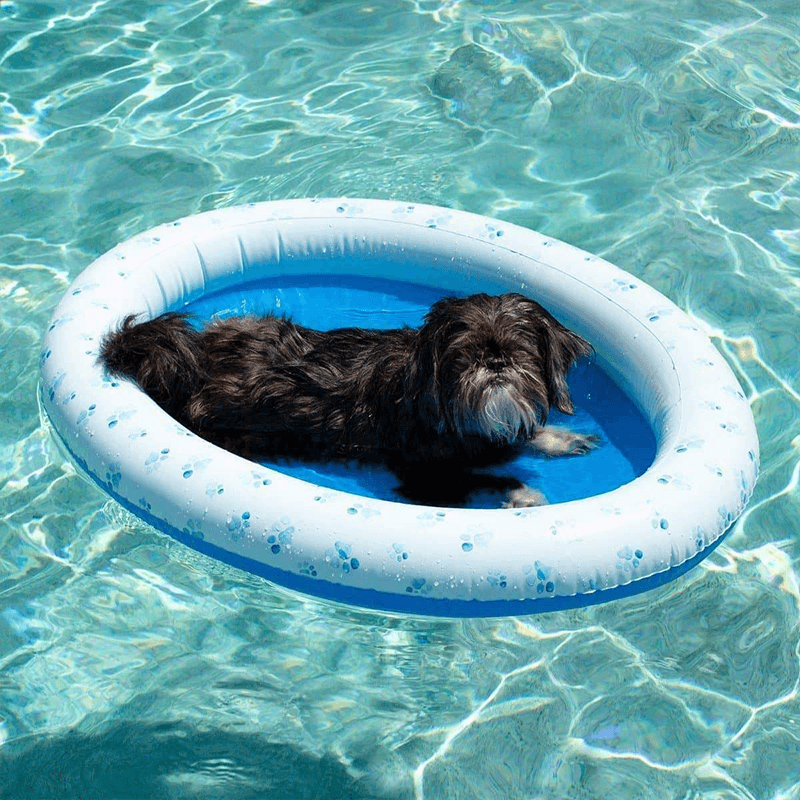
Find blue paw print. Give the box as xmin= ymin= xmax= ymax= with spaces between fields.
xmin=346 ymin=503 xmax=381 ymax=519
xmin=247 ymin=470 xmax=272 ymax=487
xmin=616 ymin=546 xmax=644 ymax=571
xmin=299 ymin=561 xmax=318 ymax=577
xmin=405 ymin=577 xmax=426 ymax=594
xmin=48 ymin=315 xmax=73 ymax=332
xmin=693 ymin=526 xmax=706 ymax=549
xmin=459 ymin=527 xmax=493 ymax=552
xmin=107 ymin=410 xmax=135 ymax=428
xmin=656 ymin=474 xmax=691 ymax=491
xmin=181 ymin=458 xmax=210 ymax=479
xmin=182 ymin=518 xmax=204 ymax=540
xmin=101 ymin=373 xmax=120 ymax=389
xmin=137 ymin=497 xmax=152 ymax=512
xmin=646 ymin=307 xmax=673 ymax=323
xmin=332 ymin=541 xmax=360 ymax=573
xmin=145 ymin=448 xmax=170 ymax=474
xmin=651 ymin=514 xmax=670 ymax=531
xmin=76 ymin=404 xmax=97 ymax=426
xmin=104 ymin=463 xmax=122 ymax=492
xmin=205 ymin=483 xmax=224 ymax=496
xmin=226 ymin=511 xmax=251 ymax=541
xmin=675 ymin=436 xmax=704 ymax=453
xmin=483 ymin=223 xmax=505 ymax=240
xmin=486 ymin=570 xmax=508 ymax=589
xmin=607 ymin=278 xmax=638 ymax=293
xmin=523 ymin=561 xmax=555 ymax=594
xmin=267 ymin=518 xmax=294 ymax=554
xmin=48 ymin=371 xmax=66 ymax=402
xmin=389 ymin=543 xmax=409 ymax=562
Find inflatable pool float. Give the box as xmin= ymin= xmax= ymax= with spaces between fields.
xmin=40 ymin=199 xmax=759 ymax=616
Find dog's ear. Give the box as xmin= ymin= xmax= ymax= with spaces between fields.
xmin=541 ymin=318 xmax=592 ymax=414
xmin=405 ymin=296 xmax=468 ymax=426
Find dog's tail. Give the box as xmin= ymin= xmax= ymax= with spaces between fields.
xmin=100 ymin=313 xmax=203 ymax=418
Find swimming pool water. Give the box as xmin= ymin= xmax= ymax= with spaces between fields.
xmin=2 ymin=0 xmax=799 ymax=797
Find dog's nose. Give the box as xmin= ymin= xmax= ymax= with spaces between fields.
xmin=488 ymin=357 xmax=506 ymax=372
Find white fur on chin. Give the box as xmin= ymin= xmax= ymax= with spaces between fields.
xmin=464 ymin=384 xmax=536 ymax=443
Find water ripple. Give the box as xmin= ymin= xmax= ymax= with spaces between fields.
xmin=1 ymin=0 xmax=799 ymax=797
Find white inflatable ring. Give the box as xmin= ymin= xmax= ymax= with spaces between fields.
xmin=41 ymin=199 xmax=758 ymax=616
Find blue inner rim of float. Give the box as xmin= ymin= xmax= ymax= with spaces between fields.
xmin=184 ymin=275 xmax=657 ymax=508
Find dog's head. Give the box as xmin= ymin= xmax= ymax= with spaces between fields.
xmin=410 ymin=293 xmax=592 ymax=443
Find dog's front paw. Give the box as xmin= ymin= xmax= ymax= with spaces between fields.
xmin=530 ymin=427 xmax=601 ymax=457
xmin=567 ymin=433 xmax=601 ymax=455
xmin=503 ymin=486 xmax=549 ymax=508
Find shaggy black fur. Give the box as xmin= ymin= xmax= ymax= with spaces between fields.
xmin=100 ymin=293 xmax=597 ymax=507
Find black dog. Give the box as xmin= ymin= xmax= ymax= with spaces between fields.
xmin=100 ymin=293 xmax=598 ymax=507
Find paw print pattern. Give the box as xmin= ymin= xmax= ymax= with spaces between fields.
xmin=645 ymin=307 xmax=674 ymax=323
xmin=299 ymin=561 xmax=318 ymax=577
xmin=48 ymin=371 xmax=66 ymax=402
xmin=173 ymin=424 xmax=196 ymax=437
xmin=226 ymin=511 xmax=251 ymax=542
xmin=389 ymin=543 xmax=409 ymax=562
xmin=346 ymin=503 xmax=381 ymax=519
xmin=723 ymin=385 xmax=747 ymax=402
xmin=693 ymin=526 xmax=706 ymax=549
xmin=416 ymin=510 xmax=446 ymax=527
xmin=605 ymin=278 xmax=638 ymax=293
xmin=145 ymin=448 xmax=170 ymax=474
xmin=137 ymin=497 xmax=152 ymax=512
xmin=48 ymin=315 xmax=73 ymax=332
xmin=182 ymin=518 xmax=204 ymax=540
xmin=107 ymin=410 xmax=136 ymax=428
xmin=128 ymin=428 xmax=148 ymax=440
xmin=651 ymin=514 xmax=670 ymax=531
xmin=616 ymin=546 xmax=644 ymax=572
xmin=70 ymin=282 xmax=99 ymax=296
xmin=459 ymin=526 xmax=493 ymax=552
xmin=522 ymin=561 xmax=555 ymax=594
xmin=206 ymin=483 xmax=224 ymax=497
xmin=100 ymin=373 xmax=120 ymax=389
xmin=391 ymin=204 xmax=416 ymax=215
xmin=181 ymin=458 xmax=210 ymax=479
xmin=656 ymin=474 xmax=691 ymax=491
xmin=486 ymin=570 xmax=508 ymax=589
xmin=675 ymin=436 xmax=704 ymax=454
xmin=329 ymin=541 xmax=360 ymax=573
xmin=482 ymin=223 xmax=505 ymax=240
xmin=104 ymin=463 xmax=122 ymax=492
xmin=425 ymin=213 xmax=452 ymax=229
xmin=405 ymin=577 xmax=427 ymax=594
xmin=76 ymin=404 xmax=97 ymax=426
xmin=245 ymin=470 xmax=272 ymax=487
xmin=335 ymin=202 xmax=363 ymax=217
xmin=266 ymin=517 xmax=294 ymax=554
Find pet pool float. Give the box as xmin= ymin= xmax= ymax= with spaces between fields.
xmin=40 ymin=199 xmax=759 ymax=616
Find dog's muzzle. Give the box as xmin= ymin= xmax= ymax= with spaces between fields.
xmin=458 ymin=383 xmax=541 ymax=443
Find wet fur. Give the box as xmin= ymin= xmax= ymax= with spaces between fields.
xmin=100 ymin=293 xmax=596 ymax=506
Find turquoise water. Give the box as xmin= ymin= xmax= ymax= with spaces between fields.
xmin=1 ymin=0 xmax=799 ymax=796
